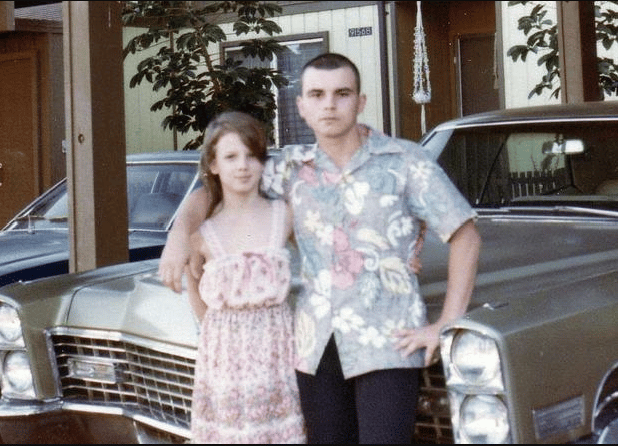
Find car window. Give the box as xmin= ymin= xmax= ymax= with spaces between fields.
xmin=5 ymin=163 xmax=198 ymax=232
xmin=435 ymin=123 xmax=618 ymax=208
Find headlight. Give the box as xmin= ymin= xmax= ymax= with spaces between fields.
xmin=451 ymin=330 xmax=502 ymax=389
xmin=460 ymin=395 xmax=510 ymax=443
xmin=2 ymin=350 xmax=35 ymax=399
xmin=0 ymin=304 xmax=24 ymax=347
xmin=442 ymin=328 xmax=510 ymax=443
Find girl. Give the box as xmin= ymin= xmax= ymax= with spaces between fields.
xmin=185 ymin=111 xmax=306 ymax=443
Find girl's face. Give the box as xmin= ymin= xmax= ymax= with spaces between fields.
xmin=210 ymin=132 xmax=264 ymax=196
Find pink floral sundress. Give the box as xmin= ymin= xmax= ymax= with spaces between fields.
xmin=190 ymin=199 xmax=306 ymax=444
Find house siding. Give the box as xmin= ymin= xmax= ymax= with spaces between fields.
xmin=123 ymin=26 xmax=194 ymax=153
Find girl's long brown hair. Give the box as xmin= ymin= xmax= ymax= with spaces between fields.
xmin=199 ymin=111 xmax=268 ymax=219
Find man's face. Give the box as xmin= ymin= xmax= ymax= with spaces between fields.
xmin=296 ymin=66 xmax=366 ymax=140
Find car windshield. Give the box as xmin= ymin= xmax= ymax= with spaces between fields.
xmin=426 ymin=122 xmax=618 ymax=210
xmin=5 ymin=163 xmax=198 ymax=232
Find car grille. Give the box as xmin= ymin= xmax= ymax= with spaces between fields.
xmin=414 ymin=361 xmax=454 ymax=444
xmin=50 ymin=331 xmax=195 ymax=442
xmin=51 ymin=331 xmax=452 ymax=443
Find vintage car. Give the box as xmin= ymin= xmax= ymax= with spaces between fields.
xmin=1 ymin=101 xmax=618 ymax=443
xmin=0 ymin=151 xmax=201 ymax=287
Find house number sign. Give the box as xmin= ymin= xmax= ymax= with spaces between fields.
xmin=348 ymin=27 xmax=372 ymax=37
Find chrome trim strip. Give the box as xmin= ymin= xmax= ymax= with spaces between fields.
xmin=0 ymin=398 xmax=62 ymax=417
xmin=126 ymin=160 xmax=200 ymax=166
xmin=432 ymin=115 xmax=618 ymax=132
xmin=44 ymin=329 xmax=62 ymax=398
xmin=476 ymin=212 xmax=618 ymax=224
xmin=47 ymin=327 xmax=197 ymax=360
xmin=63 ymin=402 xmax=190 ymax=439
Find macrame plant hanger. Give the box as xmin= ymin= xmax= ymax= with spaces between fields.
xmin=412 ymin=0 xmax=431 ymax=134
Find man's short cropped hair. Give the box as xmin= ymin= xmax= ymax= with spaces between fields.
xmin=301 ymin=52 xmax=361 ymax=93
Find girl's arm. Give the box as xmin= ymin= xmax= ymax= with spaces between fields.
xmin=158 ymin=186 xmax=210 ymax=293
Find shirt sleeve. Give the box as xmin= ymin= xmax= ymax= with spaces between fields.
xmin=405 ymin=149 xmax=477 ymax=243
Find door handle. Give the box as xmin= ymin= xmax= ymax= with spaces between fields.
xmin=0 ymin=162 xmax=3 ymax=187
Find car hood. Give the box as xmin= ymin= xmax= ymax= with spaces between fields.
xmin=0 ymin=230 xmax=68 ymax=265
xmin=66 ymin=267 xmax=198 ymax=349
xmin=419 ymin=213 xmax=618 ymax=317
xmin=0 ymin=259 xmax=196 ymax=352
xmin=0 ymin=229 xmax=167 ymax=280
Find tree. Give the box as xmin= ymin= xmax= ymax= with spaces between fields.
xmin=506 ymin=1 xmax=618 ymax=100
xmin=122 ymin=1 xmax=289 ymax=150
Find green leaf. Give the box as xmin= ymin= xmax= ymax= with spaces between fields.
xmin=233 ymin=22 xmax=251 ymax=35
xmin=506 ymin=45 xmax=529 ymax=62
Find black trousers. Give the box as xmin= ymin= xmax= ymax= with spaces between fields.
xmin=296 ymin=336 xmax=419 ymax=444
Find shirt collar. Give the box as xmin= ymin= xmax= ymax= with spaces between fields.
xmin=362 ymin=125 xmax=405 ymax=155
xmin=292 ymin=124 xmax=404 ymax=168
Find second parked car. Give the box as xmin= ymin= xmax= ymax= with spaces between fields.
xmin=0 ymin=151 xmax=201 ymax=286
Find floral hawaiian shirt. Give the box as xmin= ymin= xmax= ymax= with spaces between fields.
xmin=261 ymin=126 xmax=477 ymax=378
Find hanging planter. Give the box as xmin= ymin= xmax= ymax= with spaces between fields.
xmin=412 ymin=1 xmax=431 ymax=134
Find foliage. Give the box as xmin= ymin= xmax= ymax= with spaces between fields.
xmin=122 ymin=1 xmax=289 ymax=150
xmin=506 ymin=1 xmax=618 ymax=100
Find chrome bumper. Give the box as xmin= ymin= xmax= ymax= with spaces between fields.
xmin=0 ymin=398 xmax=189 ymax=444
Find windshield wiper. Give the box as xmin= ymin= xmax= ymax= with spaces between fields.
xmin=14 ymin=215 xmax=67 ymax=222
xmin=10 ymin=215 xmax=68 ymax=234
xmin=14 ymin=215 xmax=46 ymax=222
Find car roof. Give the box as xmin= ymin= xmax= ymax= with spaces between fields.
xmin=430 ymin=100 xmax=618 ymax=132
xmin=126 ymin=150 xmax=201 ymax=163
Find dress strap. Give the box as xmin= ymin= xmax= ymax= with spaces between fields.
xmin=269 ymin=199 xmax=284 ymax=249
xmin=199 ymin=220 xmax=227 ymax=258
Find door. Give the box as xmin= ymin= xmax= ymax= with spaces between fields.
xmin=456 ymin=34 xmax=500 ymax=116
xmin=0 ymin=52 xmax=39 ymax=226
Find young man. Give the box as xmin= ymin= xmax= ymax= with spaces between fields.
xmin=159 ymin=53 xmax=481 ymax=443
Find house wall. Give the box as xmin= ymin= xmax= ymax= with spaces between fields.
xmin=123 ymin=26 xmax=193 ymax=154
xmin=0 ymin=30 xmax=64 ymax=226
xmin=500 ymin=1 xmax=618 ymax=108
